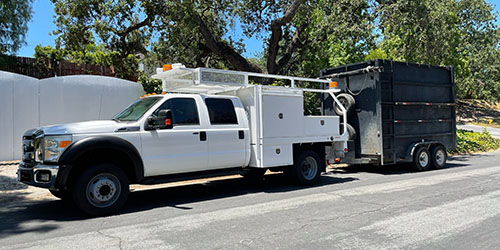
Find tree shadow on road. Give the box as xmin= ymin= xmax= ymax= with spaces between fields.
xmin=0 ymin=173 xmax=356 ymax=239
xmin=123 ymin=174 xmax=357 ymax=214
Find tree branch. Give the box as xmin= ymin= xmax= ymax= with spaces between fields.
xmin=198 ymin=16 xmax=263 ymax=73
xmin=116 ymin=15 xmax=152 ymax=37
xmin=266 ymin=0 xmax=305 ymax=74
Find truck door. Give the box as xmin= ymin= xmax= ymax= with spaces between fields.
xmin=141 ymin=97 xmax=208 ymax=176
xmin=205 ymin=98 xmax=248 ymax=169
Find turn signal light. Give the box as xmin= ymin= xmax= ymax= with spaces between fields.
xmin=163 ymin=64 xmax=173 ymax=71
xmin=165 ymin=119 xmax=172 ymax=126
xmin=59 ymin=141 xmax=71 ymax=148
xmin=329 ymin=81 xmax=338 ymax=88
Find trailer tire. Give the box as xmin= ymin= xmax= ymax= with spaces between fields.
xmin=412 ymin=147 xmax=431 ymax=171
xmin=430 ymin=145 xmax=447 ymax=169
xmin=340 ymin=123 xmax=357 ymax=140
xmin=334 ymin=93 xmax=355 ymax=116
xmin=287 ymin=150 xmax=322 ymax=185
xmin=72 ymin=164 xmax=129 ymax=216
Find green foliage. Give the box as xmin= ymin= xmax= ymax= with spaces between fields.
xmin=34 ymin=44 xmax=138 ymax=79
xmin=0 ymin=0 xmax=33 ymax=54
xmin=44 ymin=0 xmax=500 ymax=102
xmin=137 ymin=73 xmax=162 ymax=94
xmin=451 ymin=129 xmax=500 ymax=154
xmin=373 ymin=0 xmax=500 ymax=101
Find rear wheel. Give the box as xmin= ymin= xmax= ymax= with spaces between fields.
xmin=431 ymin=145 xmax=447 ymax=169
xmin=287 ymin=150 xmax=322 ymax=185
xmin=72 ymin=164 xmax=129 ymax=216
xmin=412 ymin=147 xmax=431 ymax=171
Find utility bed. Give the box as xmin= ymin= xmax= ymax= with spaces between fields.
xmin=153 ymin=64 xmax=349 ymax=169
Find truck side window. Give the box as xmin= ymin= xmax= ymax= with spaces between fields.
xmin=205 ymin=98 xmax=238 ymax=125
xmin=154 ymin=98 xmax=200 ymax=125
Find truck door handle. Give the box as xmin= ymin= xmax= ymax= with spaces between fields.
xmin=192 ymin=132 xmax=199 ymax=135
xmin=200 ymin=131 xmax=207 ymax=141
xmin=238 ymin=130 xmax=244 ymax=139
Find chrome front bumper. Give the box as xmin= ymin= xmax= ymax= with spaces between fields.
xmin=17 ymin=162 xmax=59 ymax=189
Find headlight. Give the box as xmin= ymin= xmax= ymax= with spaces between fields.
xmin=43 ymin=135 xmax=73 ymax=162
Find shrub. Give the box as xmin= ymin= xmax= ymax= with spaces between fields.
xmin=450 ymin=129 xmax=500 ymax=154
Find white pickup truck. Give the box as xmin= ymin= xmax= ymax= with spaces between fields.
xmin=18 ymin=64 xmax=348 ymax=215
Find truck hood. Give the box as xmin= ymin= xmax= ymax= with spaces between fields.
xmin=39 ymin=120 xmax=129 ymax=135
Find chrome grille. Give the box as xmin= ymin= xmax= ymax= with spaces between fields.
xmin=22 ymin=135 xmax=35 ymax=167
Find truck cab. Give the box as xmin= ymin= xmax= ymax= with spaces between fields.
xmin=18 ymin=64 xmax=348 ymax=215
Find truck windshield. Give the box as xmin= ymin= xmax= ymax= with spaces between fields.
xmin=113 ymin=97 xmax=162 ymax=121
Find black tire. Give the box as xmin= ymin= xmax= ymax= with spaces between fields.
xmin=412 ymin=147 xmax=431 ymax=171
xmin=240 ymin=168 xmax=267 ymax=181
xmin=72 ymin=164 xmax=129 ymax=216
xmin=430 ymin=145 xmax=447 ymax=169
xmin=49 ymin=189 xmax=71 ymax=200
xmin=286 ymin=150 xmax=322 ymax=185
xmin=334 ymin=93 xmax=355 ymax=117
xmin=340 ymin=123 xmax=357 ymax=140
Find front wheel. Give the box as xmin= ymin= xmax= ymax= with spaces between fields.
xmin=287 ymin=150 xmax=322 ymax=185
xmin=72 ymin=164 xmax=129 ymax=216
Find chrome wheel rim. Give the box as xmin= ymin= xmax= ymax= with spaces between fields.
xmin=419 ymin=151 xmax=429 ymax=167
xmin=86 ymin=173 xmax=121 ymax=208
xmin=435 ymin=149 xmax=446 ymax=166
xmin=301 ymin=156 xmax=318 ymax=181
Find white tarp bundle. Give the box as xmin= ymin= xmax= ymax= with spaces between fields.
xmin=0 ymin=72 xmax=145 ymax=161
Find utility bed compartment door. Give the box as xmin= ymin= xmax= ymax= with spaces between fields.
xmin=262 ymin=144 xmax=293 ymax=167
xmin=261 ymin=94 xmax=303 ymax=138
xmin=303 ymin=116 xmax=339 ymax=136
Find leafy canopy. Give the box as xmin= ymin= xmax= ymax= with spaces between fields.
xmin=0 ymin=0 xmax=33 ymax=54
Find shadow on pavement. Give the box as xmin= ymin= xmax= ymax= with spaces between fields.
xmin=0 ymin=173 xmax=355 ymax=239
xmin=123 ymin=174 xmax=357 ymax=214
xmin=328 ymin=160 xmax=471 ymax=176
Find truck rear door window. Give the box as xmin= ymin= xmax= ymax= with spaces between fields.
xmin=154 ymin=98 xmax=200 ymax=125
xmin=205 ymin=98 xmax=238 ymax=125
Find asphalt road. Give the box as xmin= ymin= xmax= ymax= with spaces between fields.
xmin=1 ymin=150 xmax=500 ymax=250
xmin=457 ymin=124 xmax=500 ymax=138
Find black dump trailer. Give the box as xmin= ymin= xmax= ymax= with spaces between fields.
xmin=321 ymin=59 xmax=456 ymax=170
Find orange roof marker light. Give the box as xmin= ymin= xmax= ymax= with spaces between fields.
xmin=163 ymin=64 xmax=173 ymax=71
xmin=329 ymin=81 xmax=338 ymax=88
xmin=161 ymin=92 xmax=167 ymax=95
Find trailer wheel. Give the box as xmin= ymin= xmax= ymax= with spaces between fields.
xmin=430 ymin=145 xmax=447 ymax=169
xmin=413 ymin=147 xmax=431 ymax=171
xmin=72 ymin=164 xmax=129 ymax=216
xmin=340 ymin=123 xmax=357 ymax=140
xmin=287 ymin=150 xmax=322 ymax=185
xmin=334 ymin=93 xmax=355 ymax=116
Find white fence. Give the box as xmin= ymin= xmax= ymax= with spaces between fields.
xmin=0 ymin=71 xmax=145 ymax=161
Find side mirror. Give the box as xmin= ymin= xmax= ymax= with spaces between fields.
xmin=146 ymin=109 xmax=173 ymax=130
xmin=158 ymin=109 xmax=173 ymax=129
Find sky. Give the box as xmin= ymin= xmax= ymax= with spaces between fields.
xmin=16 ymin=0 xmax=500 ymax=58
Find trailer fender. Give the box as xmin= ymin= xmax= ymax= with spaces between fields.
xmin=407 ymin=141 xmax=444 ymax=157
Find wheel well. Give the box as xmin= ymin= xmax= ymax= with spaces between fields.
xmin=66 ymin=149 xmax=138 ymax=187
xmin=293 ymin=143 xmax=327 ymax=171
